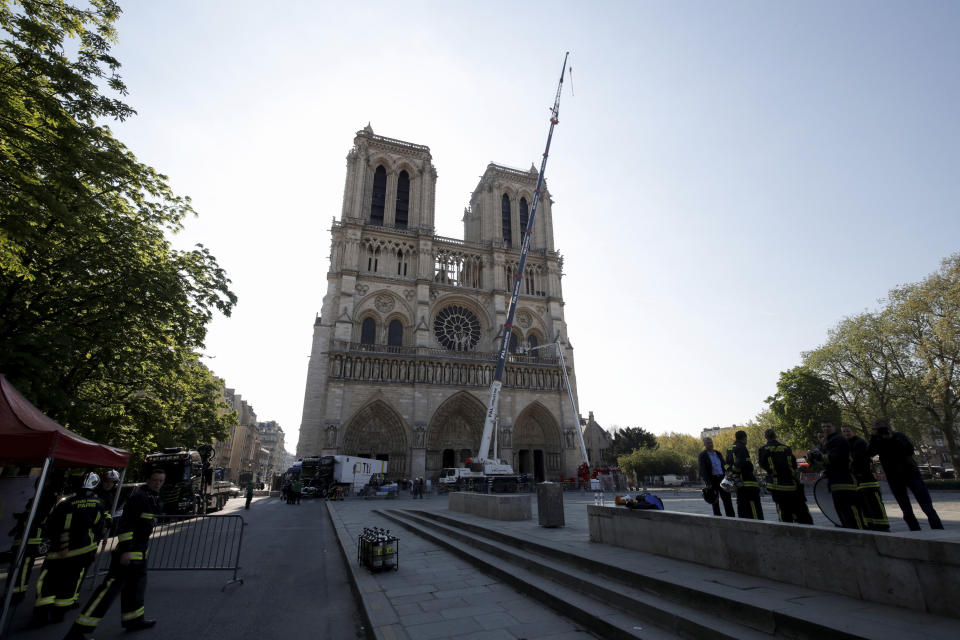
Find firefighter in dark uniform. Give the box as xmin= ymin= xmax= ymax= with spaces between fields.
xmin=809 ymin=422 xmax=863 ymax=529
xmin=841 ymin=424 xmax=890 ymax=531
xmin=5 ymin=470 xmax=65 ymax=604
xmin=95 ymin=469 xmax=121 ymax=525
xmin=30 ymin=472 xmax=109 ymax=626
xmin=64 ymin=468 xmax=165 ymax=639
xmin=725 ymin=430 xmax=763 ymax=519
xmin=758 ymin=429 xmax=813 ymax=524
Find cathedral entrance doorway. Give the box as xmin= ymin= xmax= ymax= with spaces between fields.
xmin=512 ymin=402 xmax=562 ymax=482
xmin=341 ymin=400 xmax=409 ymax=479
xmin=426 ymin=392 xmax=486 ymax=477
xmin=517 ymin=449 xmax=546 ymax=482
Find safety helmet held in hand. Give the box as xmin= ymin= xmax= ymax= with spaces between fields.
xmin=701 ymin=486 xmax=718 ymax=504
xmin=82 ymin=472 xmax=100 ymax=490
xmin=719 ymin=476 xmax=737 ymax=494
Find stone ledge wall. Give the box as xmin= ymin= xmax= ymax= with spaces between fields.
xmin=449 ymin=492 xmax=532 ymax=521
xmin=587 ymin=505 xmax=960 ymax=618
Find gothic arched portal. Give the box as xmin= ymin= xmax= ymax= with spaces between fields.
xmin=513 ymin=402 xmax=562 ymax=482
xmin=341 ymin=400 xmax=408 ymax=479
xmin=425 ymin=392 xmax=486 ymax=474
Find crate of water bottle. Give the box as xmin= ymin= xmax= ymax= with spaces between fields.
xmin=357 ymin=527 xmax=399 ymax=572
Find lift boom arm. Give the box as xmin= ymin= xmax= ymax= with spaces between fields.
xmin=478 ymin=52 xmax=569 ymax=463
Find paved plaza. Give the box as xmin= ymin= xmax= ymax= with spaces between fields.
xmin=328 ymin=487 xmax=960 ymax=639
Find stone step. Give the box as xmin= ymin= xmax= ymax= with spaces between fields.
xmin=401 ymin=507 xmax=960 ymax=640
xmin=376 ymin=508 xmax=776 ymax=640
xmin=400 ymin=511 xmax=900 ymax=640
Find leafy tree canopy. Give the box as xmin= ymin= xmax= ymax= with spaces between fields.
xmin=802 ymin=254 xmax=960 ymax=471
xmin=0 ymin=0 xmax=237 ymax=462
xmin=609 ymin=426 xmax=658 ymax=457
xmin=765 ymin=366 xmax=841 ymax=449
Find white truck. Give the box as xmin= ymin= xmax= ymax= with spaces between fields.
xmin=437 ymin=460 xmax=519 ymax=493
xmin=331 ymin=455 xmax=388 ymax=495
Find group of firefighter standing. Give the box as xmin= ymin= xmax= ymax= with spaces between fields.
xmin=699 ymin=418 xmax=944 ymax=531
xmin=7 ymin=467 xmax=166 ymax=639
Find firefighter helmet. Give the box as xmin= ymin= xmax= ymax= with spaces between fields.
xmin=719 ymin=476 xmax=737 ymax=494
xmin=82 ymin=472 xmax=100 ymax=490
xmin=103 ymin=470 xmax=120 ymax=484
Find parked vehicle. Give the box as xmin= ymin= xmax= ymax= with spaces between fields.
xmin=661 ymin=474 xmax=685 ymax=487
xmin=144 ymin=447 xmax=233 ymax=514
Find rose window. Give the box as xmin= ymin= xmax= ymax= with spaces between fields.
xmin=434 ymin=305 xmax=481 ymax=351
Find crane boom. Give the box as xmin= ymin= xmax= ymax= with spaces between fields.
xmin=478 ymin=52 xmax=569 ymax=463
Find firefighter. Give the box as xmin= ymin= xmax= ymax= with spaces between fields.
xmin=841 ymin=424 xmax=890 ymax=531
xmin=809 ymin=422 xmax=863 ymax=529
xmin=725 ymin=430 xmax=763 ymax=520
xmin=29 ymin=472 xmax=109 ymax=627
xmin=64 ymin=468 xmax=165 ymax=638
xmin=758 ymin=429 xmax=813 ymax=524
xmin=4 ymin=470 xmax=65 ymax=605
xmin=868 ymin=418 xmax=943 ymax=531
xmin=95 ymin=470 xmax=120 ymax=513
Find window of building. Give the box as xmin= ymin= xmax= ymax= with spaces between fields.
xmin=519 ymin=197 xmax=529 ymax=236
xmin=366 ymin=245 xmax=380 ymax=272
xmin=360 ymin=317 xmax=376 ymax=345
xmin=395 ymin=170 xmax=409 ymax=228
xmin=396 ymin=249 xmax=408 ymax=276
xmin=501 ymin=194 xmax=512 ymax=248
xmin=370 ymin=165 xmax=386 ymax=225
xmin=433 ymin=305 xmax=481 ymax=351
xmin=527 ymin=334 xmax=538 ymax=352
xmin=388 ymin=319 xmax=403 ymax=346
xmin=508 ymin=331 xmax=519 ymax=354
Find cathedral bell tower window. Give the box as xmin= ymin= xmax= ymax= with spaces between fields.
xmin=396 ymin=170 xmax=410 ymax=228
xmin=371 ymin=165 xmax=386 ymax=225
xmin=519 ymin=197 xmax=529 ymax=238
xmin=360 ymin=317 xmax=376 ymax=345
xmin=501 ymin=194 xmax=512 ymax=248
xmin=388 ymin=319 xmax=403 ymax=347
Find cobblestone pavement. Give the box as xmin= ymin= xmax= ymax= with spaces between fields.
xmin=328 ymin=497 xmax=603 ymax=640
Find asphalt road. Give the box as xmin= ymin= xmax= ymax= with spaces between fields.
xmin=5 ymin=494 xmax=366 ymax=640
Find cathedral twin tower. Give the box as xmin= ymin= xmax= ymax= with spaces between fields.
xmin=296 ymin=125 xmax=582 ymax=482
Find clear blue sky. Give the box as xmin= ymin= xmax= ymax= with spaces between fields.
xmin=105 ymin=1 xmax=960 ymax=449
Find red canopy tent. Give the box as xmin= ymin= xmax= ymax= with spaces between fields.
xmin=0 ymin=375 xmax=130 ymax=467
xmin=0 ymin=374 xmax=130 ymax=635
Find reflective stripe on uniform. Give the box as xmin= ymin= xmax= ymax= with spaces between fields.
xmin=830 ymin=483 xmax=858 ymax=492
xmin=127 ymin=551 xmax=144 ymax=560
xmin=76 ymin=615 xmax=102 ymax=627
xmin=139 ymin=512 xmax=154 ymax=519
xmin=121 ymin=606 xmax=145 ymax=621
xmin=82 ymin=577 xmax=114 ymax=618
xmin=118 ymin=531 xmax=133 ymax=541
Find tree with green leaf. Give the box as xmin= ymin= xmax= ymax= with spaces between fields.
xmin=765 ymin=367 xmax=842 ymax=448
xmin=886 ymin=254 xmax=960 ymax=472
xmin=0 ymin=0 xmax=237 ymax=463
xmin=608 ymin=426 xmax=658 ymax=457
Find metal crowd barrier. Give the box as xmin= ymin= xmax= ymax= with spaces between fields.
xmin=92 ymin=515 xmax=244 ymax=590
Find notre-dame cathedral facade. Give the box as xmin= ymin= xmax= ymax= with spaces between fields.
xmin=295 ymin=125 xmax=582 ymax=482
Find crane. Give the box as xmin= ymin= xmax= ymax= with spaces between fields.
xmin=476 ymin=52 xmax=570 ymax=471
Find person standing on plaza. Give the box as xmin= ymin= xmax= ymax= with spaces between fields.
xmin=94 ymin=470 xmax=121 ymax=525
xmin=64 ymin=468 xmax=165 ymax=639
xmin=29 ymin=473 xmax=109 ymax=627
xmin=758 ymin=429 xmax=813 ymax=524
xmin=841 ymin=424 xmax=890 ymax=531
xmin=725 ymin=430 xmax=763 ymax=520
xmin=699 ymin=437 xmax=734 ymax=517
xmin=291 ymin=477 xmax=302 ymax=504
xmin=244 ymin=482 xmax=254 ymax=510
xmin=868 ymin=418 xmax=943 ymax=531
xmin=811 ymin=422 xmax=862 ymax=529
